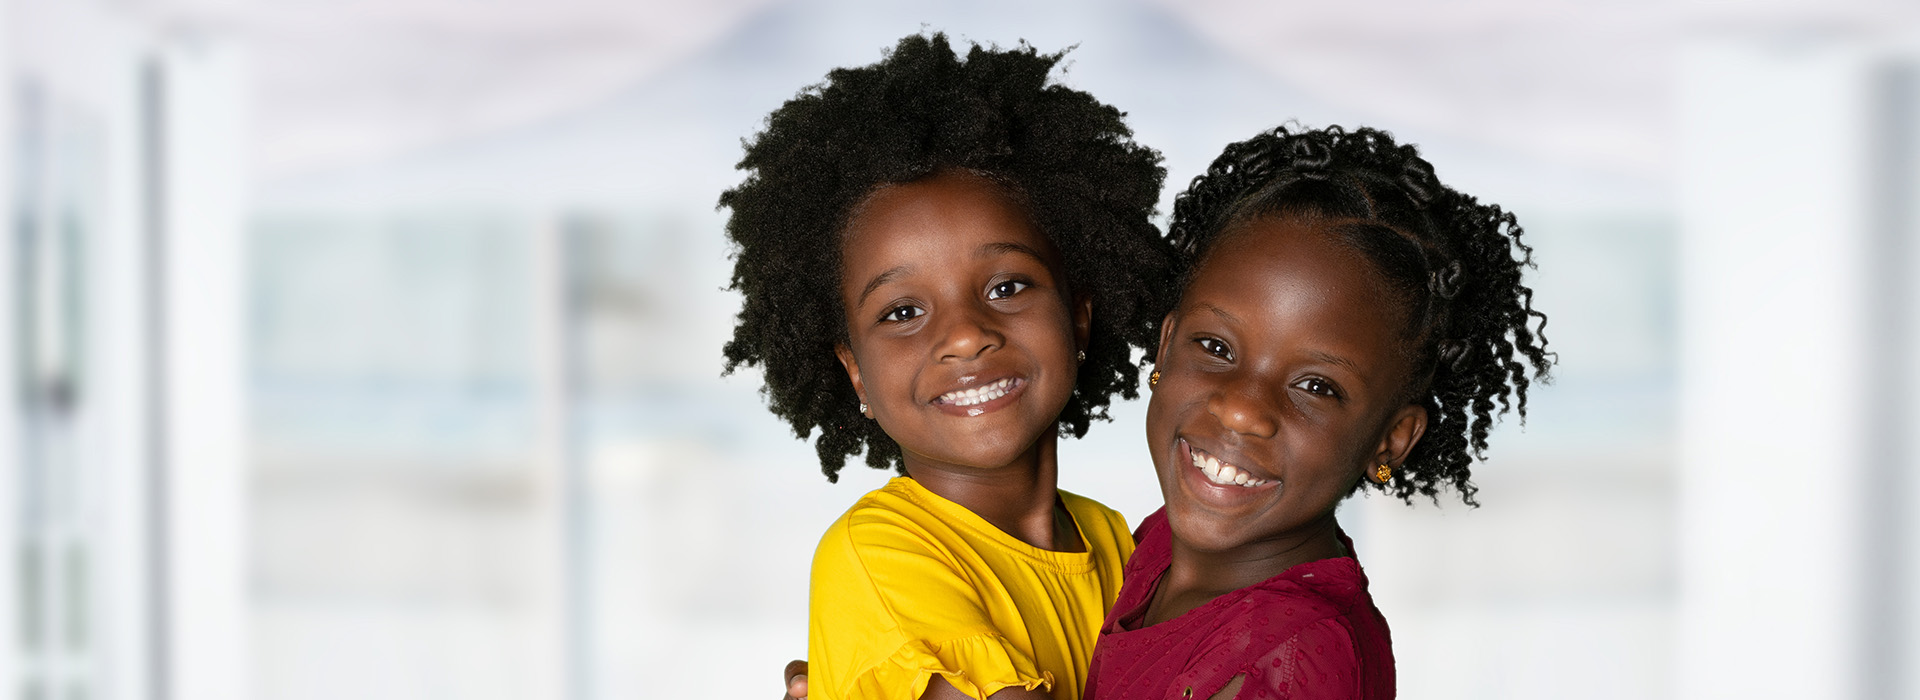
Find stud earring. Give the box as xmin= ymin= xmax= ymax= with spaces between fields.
xmin=1076 ymin=350 xmax=1087 ymax=363
xmin=1149 ymin=370 xmax=1160 ymax=387
xmin=1372 ymin=463 xmax=1392 ymax=484
xmin=859 ymin=401 xmax=868 ymax=415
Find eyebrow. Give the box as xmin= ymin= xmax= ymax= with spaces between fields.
xmin=980 ymin=241 xmax=1051 ymax=264
xmin=1197 ymin=302 xmax=1242 ymax=326
xmin=854 ymin=241 xmax=1049 ymax=308
xmin=856 ymin=265 xmax=910 ymax=308
xmin=1307 ymin=349 xmax=1363 ymax=377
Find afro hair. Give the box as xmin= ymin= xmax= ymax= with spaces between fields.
xmin=720 ymin=33 xmax=1172 ymax=482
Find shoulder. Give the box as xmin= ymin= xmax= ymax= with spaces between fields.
xmin=1178 ymin=616 xmax=1365 ymax=700
xmin=1276 ymin=616 xmax=1361 ymax=656
xmin=814 ymin=480 xmax=956 ymax=567
xmin=1176 ymin=583 xmax=1349 ymax=680
xmin=1057 ymin=489 xmax=1129 ymax=532
xmin=1213 ymin=579 xmax=1393 ymax=700
xmin=829 ymin=478 xmax=957 ymax=540
xmin=809 ymin=484 xmax=984 ymax=635
xmin=1251 ymin=618 xmax=1367 ymax=700
xmin=1188 ymin=584 xmax=1348 ymax=662
xmin=1058 ymin=489 xmax=1136 ymax=561
xmin=1237 ymin=579 xmax=1348 ymax=629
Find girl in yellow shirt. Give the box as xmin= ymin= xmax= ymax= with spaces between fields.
xmin=720 ymin=33 xmax=1172 ymax=700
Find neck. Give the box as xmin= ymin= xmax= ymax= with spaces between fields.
xmin=902 ymin=428 xmax=1080 ymax=552
xmin=1150 ymin=514 xmax=1346 ymax=625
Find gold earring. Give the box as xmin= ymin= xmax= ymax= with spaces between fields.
xmin=1149 ymin=370 xmax=1160 ymax=387
xmin=1372 ymin=463 xmax=1392 ymax=484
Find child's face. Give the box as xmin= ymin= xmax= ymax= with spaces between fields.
xmin=835 ymin=171 xmax=1089 ymax=477
xmin=1147 ymin=217 xmax=1428 ymax=555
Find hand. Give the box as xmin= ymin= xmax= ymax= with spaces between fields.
xmin=783 ymin=659 xmax=809 ymax=700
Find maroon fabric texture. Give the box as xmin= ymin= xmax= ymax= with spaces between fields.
xmin=1082 ymin=509 xmax=1394 ymax=700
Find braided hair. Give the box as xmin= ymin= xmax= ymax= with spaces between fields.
xmin=721 ymin=33 xmax=1172 ymax=482
xmin=1163 ymin=124 xmax=1552 ymax=505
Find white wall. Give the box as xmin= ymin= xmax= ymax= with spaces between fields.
xmin=1676 ymin=37 xmax=1914 ymax=700
xmin=152 ymin=37 xmax=249 ymax=700
xmin=4 ymin=4 xmax=250 ymax=698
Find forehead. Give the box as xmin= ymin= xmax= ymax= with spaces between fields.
xmin=839 ymin=172 xmax=1056 ymax=279
xmin=1182 ymin=217 xmax=1403 ymax=344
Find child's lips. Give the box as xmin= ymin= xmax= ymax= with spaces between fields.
xmin=930 ymin=376 xmax=1025 ymax=417
xmin=1179 ymin=438 xmax=1280 ymax=493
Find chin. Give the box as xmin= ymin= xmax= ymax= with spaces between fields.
xmin=1159 ymin=506 xmax=1236 ymax=552
xmin=921 ymin=440 xmax=1040 ymax=472
xmin=1161 ymin=502 xmax=1247 ymax=553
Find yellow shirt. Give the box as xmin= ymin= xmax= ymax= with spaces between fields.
xmin=809 ymin=477 xmax=1133 ymax=700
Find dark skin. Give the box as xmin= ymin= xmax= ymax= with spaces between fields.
xmin=786 ymin=215 xmax=1431 ymax=700
xmin=1143 ymin=216 xmax=1427 ymax=629
xmin=825 ymin=170 xmax=1089 ymax=700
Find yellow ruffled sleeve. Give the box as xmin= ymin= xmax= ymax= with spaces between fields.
xmin=846 ymin=634 xmax=1054 ymax=700
xmin=809 ymin=494 xmax=1056 ymax=700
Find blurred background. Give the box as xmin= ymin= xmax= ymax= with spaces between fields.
xmin=3 ymin=0 xmax=1918 ymax=699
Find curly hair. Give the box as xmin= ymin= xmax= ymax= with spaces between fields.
xmin=1162 ymin=124 xmax=1553 ymax=506
xmin=720 ymin=33 xmax=1171 ymax=482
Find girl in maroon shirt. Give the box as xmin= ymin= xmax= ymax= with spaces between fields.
xmin=1082 ymin=124 xmax=1552 ymax=700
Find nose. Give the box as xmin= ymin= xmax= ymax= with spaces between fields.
xmin=934 ymin=301 xmax=1004 ymax=361
xmin=1207 ymin=381 xmax=1279 ymax=439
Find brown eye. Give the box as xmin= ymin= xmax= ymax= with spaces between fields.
xmin=1294 ymin=377 xmax=1339 ymax=397
xmin=987 ymin=280 xmax=1029 ymax=300
xmin=881 ymin=305 xmax=923 ymax=323
xmin=1196 ymin=338 xmax=1232 ymax=361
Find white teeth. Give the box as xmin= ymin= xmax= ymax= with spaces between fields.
xmin=941 ymin=378 xmax=1015 ymax=406
xmin=1190 ymin=445 xmax=1269 ymax=488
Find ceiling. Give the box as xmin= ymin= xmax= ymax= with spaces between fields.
xmin=119 ymin=0 xmax=1920 ymax=183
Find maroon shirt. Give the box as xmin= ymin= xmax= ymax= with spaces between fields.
xmin=1082 ymin=509 xmax=1394 ymax=700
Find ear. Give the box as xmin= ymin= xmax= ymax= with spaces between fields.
xmin=1373 ymin=403 xmax=1429 ymax=470
xmin=1072 ymin=293 xmax=1093 ymax=355
xmin=1153 ymin=312 xmax=1177 ymax=366
xmin=833 ymin=343 xmax=867 ymax=413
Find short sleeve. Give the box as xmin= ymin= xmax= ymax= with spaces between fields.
xmin=1243 ymin=619 xmax=1362 ymax=700
xmin=809 ymin=508 xmax=1054 ymax=700
xmin=848 ymin=634 xmax=1053 ymax=700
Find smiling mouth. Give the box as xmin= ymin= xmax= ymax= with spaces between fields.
xmin=935 ymin=377 xmax=1020 ymax=407
xmin=1187 ymin=441 xmax=1272 ymax=488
